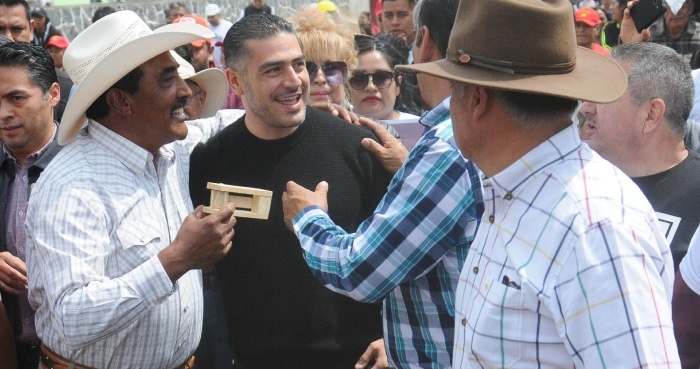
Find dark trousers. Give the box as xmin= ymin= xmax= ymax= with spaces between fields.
xmin=15 ymin=342 xmax=40 ymax=369
xmin=233 ymin=351 xmax=361 ymax=369
xmin=194 ymin=275 xmax=235 ymax=369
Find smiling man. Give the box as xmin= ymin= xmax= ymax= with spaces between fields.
xmin=25 ymin=11 xmax=237 ymax=369
xmin=189 ymin=13 xmax=392 ymax=369
xmin=0 ymin=42 xmax=60 ymax=369
xmin=648 ymin=0 xmax=700 ymax=61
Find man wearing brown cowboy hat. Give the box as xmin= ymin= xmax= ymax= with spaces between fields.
xmin=25 ymin=10 xmax=236 ymax=369
xmin=399 ymin=0 xmax=679 ymax=367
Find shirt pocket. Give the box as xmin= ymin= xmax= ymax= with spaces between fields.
xmin=115 ymin=219 xmax=163 ymax=273
xmin=471 ymin=278 xmax=524 ymax=368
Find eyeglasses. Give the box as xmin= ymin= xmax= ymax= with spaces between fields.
xmin=348 ymin=70 xmax=396 ymax=90
xmin=306 ymin=61 xmax=347 ymax=85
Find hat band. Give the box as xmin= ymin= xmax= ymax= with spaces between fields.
xmin=447 ymin=49 xmax=576 ymax=75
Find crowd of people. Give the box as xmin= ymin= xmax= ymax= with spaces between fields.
xmin=1 ymin=0 xmax=700 ymax=368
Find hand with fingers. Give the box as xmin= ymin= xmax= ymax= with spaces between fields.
xmin=158 ymin=203 xmax=237 ymax=282
xmin=620 ymin=0 xmax=651 ymax=44
xmin=282 ymin=181 xmax=329 ymax=231
xmin=0 ymin=251 xmax=27 ymax=295
xmin=310 ymin=102 xmax=361 ymax=125
xmin=355 ymin=338 xmax=390 ymax=369
xmin=359 ymin=117 xmax=409 ymax=175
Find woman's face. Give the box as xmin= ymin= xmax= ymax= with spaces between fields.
xmin=349 ymin=50 xmax=400 ymax=121
xmin=307 ymin=58 xmax=347 ymax=106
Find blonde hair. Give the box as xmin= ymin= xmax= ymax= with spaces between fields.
xmin=291 ymin=8 xmax=358 ymax=71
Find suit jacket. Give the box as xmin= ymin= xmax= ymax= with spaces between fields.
xmin=0 ymin=136 xmax=61 ymax=335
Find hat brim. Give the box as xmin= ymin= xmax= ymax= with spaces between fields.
xmin=396 ymin=46 xmax=627 ymax=104
xmin=187 ymin=68 xmax=228 ymax=118
xmin=58 ymin=23 xmax=214 ymax=145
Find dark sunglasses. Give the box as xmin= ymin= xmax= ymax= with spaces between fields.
xmin=306 ymin=61 xmax=348 ymax=85
xmin=348 ymin=70 xmax=396 ymax=90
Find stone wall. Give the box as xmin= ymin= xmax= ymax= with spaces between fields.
xmin=45 ymin=0 xmax=357 ymax=41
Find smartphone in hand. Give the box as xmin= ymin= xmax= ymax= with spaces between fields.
xmin=630 ymin=0 xmax=667 ymax=33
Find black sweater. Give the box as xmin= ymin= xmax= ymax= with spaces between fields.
xmin=190 ymin=108 xmax=392 ymax=367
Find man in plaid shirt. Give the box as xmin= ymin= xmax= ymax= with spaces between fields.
xmin=282 ymin=0 xmax=482 ymax=368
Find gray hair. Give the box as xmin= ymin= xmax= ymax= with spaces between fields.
xmin=457 ymin=83 xmax=578 ymax=126
xmin=611 ymin=42 xmax=694 ymax=136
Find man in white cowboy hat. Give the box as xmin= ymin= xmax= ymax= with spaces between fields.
xmin=25 ymin=10 xmax=237 ymax=369
xmin=171 ymin=52 xmax=228 ymax=120
xmin=399 ymin=0 xmax=679 ymax=367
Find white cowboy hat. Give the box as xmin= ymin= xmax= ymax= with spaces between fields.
xmin=59 ymin=10 xmax=214 ymax=145
xmin=171 ymin=51 xmax=228 ymax=118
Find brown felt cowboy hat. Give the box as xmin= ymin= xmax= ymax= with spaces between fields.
xmin=397 ymin=0 xmax=628 ymax=103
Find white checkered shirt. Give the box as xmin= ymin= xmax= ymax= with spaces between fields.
xmin=453 ymin=124 xmax=679 ymax=368
xmin=26 ymin=112 xmax=242 ymax=369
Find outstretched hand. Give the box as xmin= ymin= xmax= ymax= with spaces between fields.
xmin=282 ymin=181 xmax=329 ymax=231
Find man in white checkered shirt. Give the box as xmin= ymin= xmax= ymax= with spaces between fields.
xmin=401 ymin=0 xmax=680 ymax=367
xmin=25 ymin=11 xmax=238 ymax=369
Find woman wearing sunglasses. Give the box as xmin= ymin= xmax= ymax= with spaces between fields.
xmin=349 ymin=34 xmax=420 ymax=122
xmin=292 ymin=9 xmax=357 ymax=108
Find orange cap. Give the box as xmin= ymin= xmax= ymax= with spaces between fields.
xmin=172 ymin=14 xmax=212 ymax=48
xmin=574 ymin=7 xmax=601 ymax=27
xmin=45 ymin=35 xmax=69 ymax=49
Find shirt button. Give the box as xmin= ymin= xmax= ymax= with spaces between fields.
xmin=504 ymin=192 xmax=513 ymax=200
xmin=488 ymin=215 xmax=494 ymax=223
xmin=473 ymin=266 xmax=478 ymax=274
xmin=183 ymin=305 xmax=189 ymax=313
xmin=18 ymin=211 xmax=23 ymax=216
xmin=461 ymin=318 xmax=467 ymax=326
xmin=484 ymin=284 xmax=489 ymax=291
xmin=22 ymin=176 xmax=27 ymax=181
xmin=18 ymin=247 xmax=23 ymax=252
xmin=24 ymin=319 xmax=29 ymax=324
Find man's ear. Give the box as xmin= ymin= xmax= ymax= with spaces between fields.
xmin=105 ymin=89 xmax=133 ymax=117
xmin=418 ymin=26 xmax=438 ymax=63
xmin=29 ymin=19 xmax=35 ymax=41
xmin=47 ymin=82 xmax=60 ymax=108
xmin=642 ymin=97 xmax=666 ymax=134
xmin=227 ymin=68 xmax=245 ymax=96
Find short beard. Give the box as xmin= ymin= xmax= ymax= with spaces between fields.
xmin=243 ymin=76 xmax=306 ymax=130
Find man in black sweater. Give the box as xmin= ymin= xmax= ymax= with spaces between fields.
xmin=190 ymin=14 xmax=392 ymax=369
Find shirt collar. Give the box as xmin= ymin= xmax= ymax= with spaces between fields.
xmin=487 ymin=124 xmax=582 ymax=199
xmin=88 ymin=120 xmax=153 ymax=176
xmin=2 ymin=122 xmax=57 ymax=165
xmin=419 ymin=96 xmax=451 ymax=129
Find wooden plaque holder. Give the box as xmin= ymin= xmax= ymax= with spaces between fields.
xmin=202 ymin=182 xmax=273 ymax=220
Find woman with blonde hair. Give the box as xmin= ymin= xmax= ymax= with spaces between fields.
xmin=291 ymin=8 xmax=357 ymax=109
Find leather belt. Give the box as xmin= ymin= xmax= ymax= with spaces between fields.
xmin=40 ymin=344 xmax=95 ymax=369
xmin=40 ymin=344 xmax=195 ymax=369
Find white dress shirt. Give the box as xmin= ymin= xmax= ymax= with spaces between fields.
xmin=26 ymin=112 xmax=242 ymax=369
xmin=453 ymin=124 xmax=679 ymax=368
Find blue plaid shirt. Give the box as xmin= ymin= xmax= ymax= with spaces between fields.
xmin=292 ymin=97 xmax=483 ymax=369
